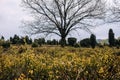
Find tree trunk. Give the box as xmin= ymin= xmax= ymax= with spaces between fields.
xmin=60 ymin=37 xmax=66 ymax=47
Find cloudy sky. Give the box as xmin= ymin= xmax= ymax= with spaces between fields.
xmin=0 ymin=0 xmax=120 ymax=40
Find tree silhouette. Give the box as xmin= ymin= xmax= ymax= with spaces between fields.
xmin=90 ymin=34 xmax=97 ymax=48
xmin=108 ymin=29 xmax=115 ymax=47
xmin=22 ymin=0 xmax=105 ymax=47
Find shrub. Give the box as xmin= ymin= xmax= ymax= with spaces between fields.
xmin=80 ymin=38 xmax=90 ymax=47
xmin=68 ymin=37 xmax=77 ymax=46
xmin=31 ymin=42 xmax=38 ymax=47
xmin=34 ymin=38 xmax=43 ymax=46
xmin=51 ymin=39 xmax=58 ymax=45
xmin=74 ymin=43 xmax=80 ymax=48
xmin=46 ymin=40 xmax=52 ymax=45
xmin=97 ymin=43 xmax=104 ymax=48
xmin=1 ymin=41 xmax=10 ymax=48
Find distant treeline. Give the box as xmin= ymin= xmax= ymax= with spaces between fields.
xmin=0 ymin=29 xmax=120 ymax=48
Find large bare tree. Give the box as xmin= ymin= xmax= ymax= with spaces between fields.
xmin=22 ymin=0 xmax=105 ymax=47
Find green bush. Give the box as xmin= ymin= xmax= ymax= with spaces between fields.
xmin=1 ymin=41 xmax=10 ymax=48
xmin=68 ymin=37 xmax=77 ymax=46
xmin=74 ymin=43 xmax=80 ymax=48
xmin=31 ymin=42 xmax=38 ymax=47
xmin=80 ymin=38 xmax=90 ymax=47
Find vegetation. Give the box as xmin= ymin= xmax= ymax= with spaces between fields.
xmin=80 ymin=38 xmax=91 ymax=47
xmin=21 ymin=0 xmax=105 ymax=47
xmin=108 ymin=29 xmax=115 ymax=47
xmin=68 ymin=37 xmax=77 ymax=46
xmin=0 ymin=45 xmax=120 ymax=80
xmin=1 ymin=41 xmax=10 ymax=48
xmin=1 ymin=0 xmax=120 ymax=79
xmin=1 ymin=29 xmax=120 ymax=79
xmin=90 ymin=34 xmax=97 ymax=49
xmin=31 ymin=42 xmax=39 ymax=48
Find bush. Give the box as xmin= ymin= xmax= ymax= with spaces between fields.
xmin=97 ymin=43 xmax=104 ymax=48
xmin=1 ymin=41 xmax=10 ymax=48
xmin=80 ymin=38 xmax=90 ymax=47
xmin=31 ymin=42 xmax=38 ymax=47
xmin=51 ymin=39 xmax=58 ymax=45
xmin=74 ymin=43 xmax=80 ymax=48
xmin=68 ymin=37 xmax=77 ymax=46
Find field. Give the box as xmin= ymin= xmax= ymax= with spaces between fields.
xmin=1 ymin=45 xmax=120 ymax=80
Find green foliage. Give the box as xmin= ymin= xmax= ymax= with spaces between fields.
xmin=80 ymin=38 xmax=90 ymax=47
xmin=11 ymin=34 xmax=20 ymax=44
xmin=19 ymin=37 xmax=25 ymax=45
xmin=25 ymin=36 xmax=32 ymax=44
xmin=34 ymin=38 xmax=45 ymax=46
xmin=1 ymin=41 xmax=10 ymax=48
xmin=1 ymin=36 xmax=4 ymax=40
xmin=51 ymin=39 xmax=58 ymax=45
xmin=40 ymin=38 xmax=45 ymax=44
xmin=47 ymin=40 xmax=52 ymax=45
xmin=115 ymin=39 xmax=120 ymax=47
xmin=74 ymin=43 xmax=80 ymax=48
xmin=108 ymin=29 xmax=115 ymax=47
xmin=90 ymin=34 xmax=97 ymax=49
xmin=46 ymin=39 xmax=58 ymax=45
xmin=9 ymin=35 xmax=32 ymax=45
xmin=34 ymin=39 xmax=41 ymax=46
xmin=31 ymin=42 xmax=38 ymax=47
xmin=68 ymin=37 xmax=77 ymax=46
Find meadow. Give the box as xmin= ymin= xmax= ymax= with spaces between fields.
xmin=0 ymin=45 xmax=120 ymax=80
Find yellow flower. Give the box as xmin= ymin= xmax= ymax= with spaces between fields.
xmin=29 ymin=70 xmax=33 ymax=74
xmin=98 ymin=67 xmax=104 ymax=73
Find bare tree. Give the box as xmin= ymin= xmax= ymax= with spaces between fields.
xmin=106 ymin=0 xmax=120 ymax=23
xmin=22 ymin=0 xmax=105 ymax=47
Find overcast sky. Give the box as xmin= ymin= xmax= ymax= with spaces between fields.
xmin=0 ymin=0 xmax=120 ymax=40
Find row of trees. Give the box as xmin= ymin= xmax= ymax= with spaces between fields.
xmin=0 ymin=28 xmax=120 ymax=48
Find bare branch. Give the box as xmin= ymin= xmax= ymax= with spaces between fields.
xmin=21 ymin=0 xmax=105 ymax=46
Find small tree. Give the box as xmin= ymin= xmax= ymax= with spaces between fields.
xmin=1 ymin=36 xmax=4 ymax=40
xmin=108 ymin=29 xmax=115 ymax=47
xmin=41 ymin=38 xmax=45 ymax=44
xmin=90 ymin=34 xmax=97 ymax=49
xmin=19 ymin=37 xmax=25 ymax=45
xmin=25 ymin=36 xmax=32 ymax=44
xmin=1 ymin=41 xmax=10 ymax=48
xmin=80 ymin=38 xmax=90 ymax=47
xmin=47 ymin=40 xmax=52 ymax=45
xmin=68 ymin=37 xmax=77 ymax=46
xmin=12 ymin=34 xmax=20 ymax=44
xmin=51 ymin=39 xmax=58 ymax=45
xmin=32 ymin=42 xmax=38 ymax=48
